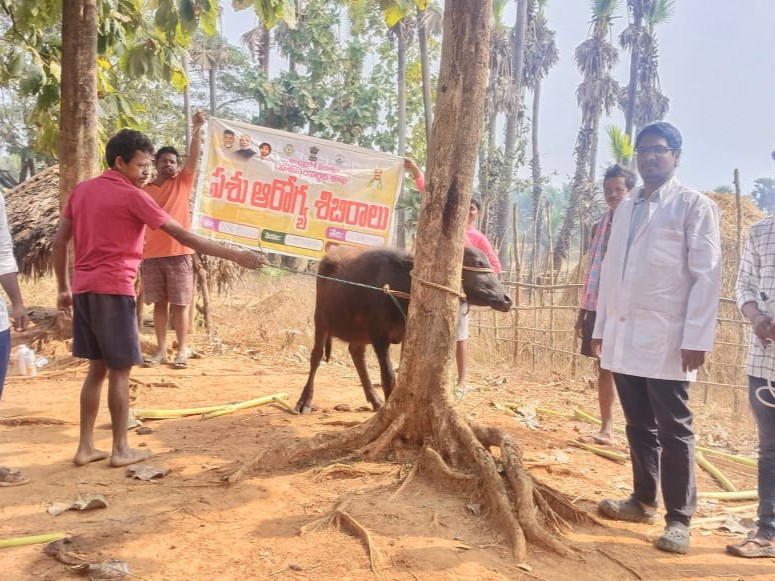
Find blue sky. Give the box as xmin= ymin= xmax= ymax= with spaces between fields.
xmin=221 ymin=0 xmax=775 ymax=194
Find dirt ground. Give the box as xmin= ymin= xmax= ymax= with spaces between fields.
xmin=1 ymin=274 xmax=774 ymax=580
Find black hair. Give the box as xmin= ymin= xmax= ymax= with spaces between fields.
xmin=470 ymin=198 xmax=481 ymax=212
xmin=635 ymin=121 xmax=682 ymax=153
xmin=155 ymin=146 xmax=180 ymax=163
xmin=259 ymin=142 xmax=272 ymax=152
xmin=223 ymin=129 xmax=235 ymax=136
xmin=105 ymin=129 xmax=154 ymax=168
xmin=603 ymin=164 xmax=637 ymax=190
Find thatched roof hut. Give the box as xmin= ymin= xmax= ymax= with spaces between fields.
xmin=5 ymin=164 xmax=59 ymax=280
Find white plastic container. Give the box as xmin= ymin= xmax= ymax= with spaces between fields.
xmin=15 ymin=344 xmax=29 ymax=376
xmin=24 ymin=347 xmax=36 ymax=377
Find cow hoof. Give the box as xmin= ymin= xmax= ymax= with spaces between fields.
xmin=299 ymin=405 xmax=313 ymax=415
xmin=294 ymin=402 xmax=312 ymax=414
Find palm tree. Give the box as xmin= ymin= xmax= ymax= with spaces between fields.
xmin=553 ymin=0 xmax=620 ymax=270
xmin=493 ymin=0 xmax=529 ymax=265
xmin=606 ymin=125 xmax=634 ymax=165
xmin=619 ymin=0 xmax=673 ymax=143
xmin=477 ymin=0 xmax=514 ymax=235
xmin=190 ymin=34 xmax=231 ymax=116
xmin=523 ymin=0 xmax=558 ymax=280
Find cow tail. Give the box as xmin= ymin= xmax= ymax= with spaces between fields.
xmin=324 ymin=336 xmax=332 ymax=362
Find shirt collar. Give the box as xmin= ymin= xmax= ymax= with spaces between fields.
xmin=636 ymin=176 xmax=677 ymax=205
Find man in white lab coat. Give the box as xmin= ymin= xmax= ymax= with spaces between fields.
xmin=591 ymin=122 xmax=722 ymax=554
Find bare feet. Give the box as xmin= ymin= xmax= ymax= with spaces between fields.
xmin=73 ymin=448 xmax=111 ymax=466
xmin=109 ymin=447 xmax=152 ymax=467
xmin=578 ymin=432 xmax=615 ymax=446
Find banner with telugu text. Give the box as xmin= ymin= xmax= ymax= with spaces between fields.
xmin=192 ymin=118 xmax=403 ymax=260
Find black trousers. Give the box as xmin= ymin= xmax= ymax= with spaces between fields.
xmin=613 ymin=373 xmax=696 ymax=526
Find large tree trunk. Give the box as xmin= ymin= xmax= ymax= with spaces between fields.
xmin=495 ymin=0 xmax=528 ymax=266
xmin=231 ymin=0 xmax=591 ymax=563
xmin=60 ymin=0 xmax=99 ymax=209
xmin=395 ymin=24 xmax=408 ymax=249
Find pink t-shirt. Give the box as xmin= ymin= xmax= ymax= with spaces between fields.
xmin=465 ymin=226 xmax=502 ymax=274
xmin=64 ymin=169 xmax=171 ymax=296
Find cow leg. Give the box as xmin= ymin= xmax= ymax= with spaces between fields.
xmin=295 ymin=326 xmax=328 ymax=414
xmin=349 ymin=343 xmax=383 ymax=411
xmin=372 ymin=338 xmax=395 ymax=401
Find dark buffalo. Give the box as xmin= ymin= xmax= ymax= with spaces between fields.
xmin=295 ymin=246 xmax=512 ymax=413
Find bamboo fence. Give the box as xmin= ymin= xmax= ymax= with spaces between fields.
xmin=469 ymin=282 xmax=751 ymax=413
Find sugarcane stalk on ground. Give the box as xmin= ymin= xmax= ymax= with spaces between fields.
xmin=202 ymin=393 xmax=289 ymax=419
xmin=133 ymin=404 xmax=234 ymax=419
xmin=0 ymin=533 xmax=67 ymax=549
xmin=568 ymin=440 xmax=628 ymax=462
xmin=698 ymin=490 xmax=758 ymax=501
xmin=695 ymin=451 xmax=737 ymax=492
xmin=696 ymin=446 xmax=757 ymax=469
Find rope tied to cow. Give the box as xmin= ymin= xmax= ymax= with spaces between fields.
xmin=409 ymin=271 xmax=467 ymax=300
xmin=382 ymin=285 xmax=411 ymax=300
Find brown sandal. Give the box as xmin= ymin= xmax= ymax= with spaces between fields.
xmin=726 ymin=536 xmax=775 ymax=558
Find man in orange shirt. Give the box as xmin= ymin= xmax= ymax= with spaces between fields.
xmin=140 ymin=111 xmax=205 ymax=369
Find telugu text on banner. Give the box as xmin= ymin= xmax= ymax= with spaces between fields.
xmin=192 ymin=118 xmax=403 ymax=260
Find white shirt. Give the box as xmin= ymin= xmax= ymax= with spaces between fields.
xmin=0 ymin=193 xmax=19 ymax=332
xmin=592 ymin=177 xmax=722 ymax=381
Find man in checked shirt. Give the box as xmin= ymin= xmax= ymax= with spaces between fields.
xmin=729 ymin=211 xmax=775 ymax=558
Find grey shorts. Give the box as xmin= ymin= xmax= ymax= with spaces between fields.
xmin=73 ymin=293 xmax=143 ymax=369
xmin=140 ymin=255 xmax=194 ymax=306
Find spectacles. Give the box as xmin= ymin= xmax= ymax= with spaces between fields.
xmin=635 ymin=145 xmax=675 ymax=157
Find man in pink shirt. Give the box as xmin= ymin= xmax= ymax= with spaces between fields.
xmin=404 ymin=158 xmax=502 ymax=397
xmin=53 ymin=129 xmax=264 ymax=468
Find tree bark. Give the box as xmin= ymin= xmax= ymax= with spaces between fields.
xmin=495 ymin=0 xmax=528 ymax=266
xmin=59 ymin=0 xmax=99 ymax=209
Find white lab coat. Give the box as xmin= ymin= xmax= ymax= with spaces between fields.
xmin=592 ymin=177 xmax=722 ymax=381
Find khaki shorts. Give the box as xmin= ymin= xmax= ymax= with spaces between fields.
xmin=140 ymin=255 xmax=194 ymax=306
xmin=457 ymin=302 xmax=470 ymax=341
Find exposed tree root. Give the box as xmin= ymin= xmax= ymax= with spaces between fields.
xmin=357 ymin=413 xmax=406 ymax=458
xmin=300 ymin=505 xmax=381 ymax=573
xmin=233 ymin=397 xmax=595 ymax=562
xmin=228 ymin=411 xmax=392 ymax=482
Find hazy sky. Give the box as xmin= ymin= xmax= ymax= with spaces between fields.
xmin=221 ymin=0 xmax=775 ymax=194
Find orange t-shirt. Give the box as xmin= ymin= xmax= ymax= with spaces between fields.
xmin=142 ymin=169 xmax=196 ymax=259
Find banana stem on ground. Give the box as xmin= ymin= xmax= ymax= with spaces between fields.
xmin=535 ymin=408 xmax=574 ymax=419
xmin=573 ymin=408 xmax=626 ymax=434
xmin=696 ymin=446 xmax=757 ymax=469
xmin=0 ymin=533 xmax=67 ymax=549
xmin=568 ymin=440 xmax=629 ymax=462
xmin=698 ymin=490 xmax=758 ymax=501
xmin=202 ymin=393 xmax=289 ymax=419
xmin=695 ymin=451 xmax=737 ymax=492
xmin=133 ymin=404 xmax=234 ymax=419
